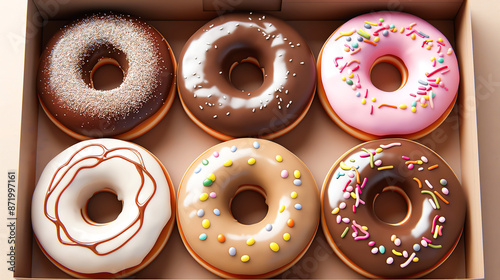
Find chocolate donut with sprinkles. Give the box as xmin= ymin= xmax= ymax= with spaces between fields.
xmin=37 ymin=13 xmax=176 ymax=140
xmin=177 ymin=12 xmax=316 ymax=140
xmin=321 ymin=139 xmax=465 ymax=278
xmin=176 ymin=138 xmax=320 ymax=278
xmin=317 ymin=11 xmax=459 ymax=140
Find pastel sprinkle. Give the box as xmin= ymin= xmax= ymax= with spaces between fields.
xmin=392 ymin=249 xmax=402 ymax=256
xmin=440 ymin=179 xmax=448 ymax=186
xmin=377 ymin=166 xmax=393 ymax=170
xmin=197 ymin=209 xmax=205 ymax=217
xmin=371 ymin=247 xmax=379 ymax=254
xmin=379 ymin=245 xmax=386 ymax=254
xmin=218 ymin=234 xmax=225 ymax=243
xmin=202 ymin=219 xmax=210 ymax=228
xmin=199 ymin=233 xmax=207 ymax=240
xmin=248 ymin=158 xmax=256 ymax=165
xmin=241 ymin=255 xmax=250 ymax=262
xmin=281 ymin=170 xmax=289 ymax=178
xmin=279 ymin=205 xmax=285 ymax=213
xmin=194 ymin=167 xmax=201 ymax=174
xmin=266 ymin=224 xmax=273 ymax=231
xmin=413 ymin=244 xmax=421 ymax=251
xmin=276 ymin=155 xmax=283 ymax=162
xmin=213 ymin=208 xmax=221 ymax=216
xmin=439 ymin=216 xmax=446 ymax=223
xmin=341 ymin=227 xmax=349 ymax=238
xmin=224 ymin=160 xmax=233 ymax=167
xmin=231 ymin=146 xmax=237 ymax=152
xmin=294 ymin=170 xmax=301 ymax=179
xmin=202 ymin=159 xmax=209 ymax=165
xmin=210 ymin=192 xmax=217 ymax=198
xmin=203 ymin=178 xmax=214 ymax=187
xmin=200 ymin=193 xmax=209 ymax=201
xmin=427 ymin=164 xmax=438 ymax=170
xmin=387 ymin=257 xmax=394 ymax=264
xmin=213 ymin=151 xmax=219 ymax=158
xmin=287 ymin=219 xmax=295 ymax=227
xmin=291 ymin=191 xmax=298 ymax=199
xmin=421 ymin=156 xmax=428 ymax=163
xmin=295 ymin=204 xmax=302 ymax=210
xmin=253 ymin=141 xmax=260 ymax=149
xmin=394 ymin=238 xmax=401 ymax=246
xmin=391 ymin=235 xmax=397 ymax=242
xmin=339 ymin=202 xmax=347 ymax=209
xmin=246 ymin=238 xmax=255 ymax=246
xmin=442 ymin=187 xmax=449 ymax=195
xmin=229 ymin=247 xmax=236 ymax=256
xmin=294 ymin=179 xmax=302 ymax=186
xmin=283 ymin=233 xmax=291 ymax=241
xmin=270 ymin=242 xmax=280 ymax=252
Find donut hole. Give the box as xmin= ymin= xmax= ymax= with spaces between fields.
xmin=373 ymin=186 xmax=411 ymax=226
xmin=230 ymin=185 xmax=268 ymax=225
xmin=83 ymin=190 xmax=123 ymax=224
xmin=228 ymin=57 xmax=265 ymax=92
xmin=90 ymin=58 xmax=124 ymax=90
xmin=369 ymin=55 xmax=408 ymax=92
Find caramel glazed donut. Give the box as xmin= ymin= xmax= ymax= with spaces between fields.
xmin=177 ymin=13 xmax=317 ymax=140
xmin=37 ymin=14 xmax=176 ymax=140
xmin=31 ymin=139 xmax=176 ymax=278
xmin=177 ymin=138 xmax=320 ymax=278
xmin=321 ymin=139 xmax=466 ymax=278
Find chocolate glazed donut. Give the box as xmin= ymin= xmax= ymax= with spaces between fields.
xmin=177 ymin=13 xmax=316 ymax=140
xmin=37 ymin=13 xmax=176 ymax=140
xmin=321 ymin=139 xmax=466 ymax=278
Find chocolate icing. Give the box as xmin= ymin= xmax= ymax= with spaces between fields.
xmin=321 ymin=139 xmax=466 ymax=278
xmin=37 ymin=14 xmax=175 ymax=138
xmin=177 ymin=13 xmax=316 ymax=139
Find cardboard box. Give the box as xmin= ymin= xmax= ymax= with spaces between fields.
xmin=5 ymin=0 xmax=483 ymax=278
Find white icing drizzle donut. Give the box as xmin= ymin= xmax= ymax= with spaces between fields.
xmin=31 ymin=139 xmax=175 ymax=278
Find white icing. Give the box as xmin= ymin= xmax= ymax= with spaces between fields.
xmin=32 ymin=139 xmax=172 ymax=275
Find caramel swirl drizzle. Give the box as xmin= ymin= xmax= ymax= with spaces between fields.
xmin=43 ymin=143 xmax=157 ymax=255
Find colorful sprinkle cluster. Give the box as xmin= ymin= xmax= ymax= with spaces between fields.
xmin=333 ymin=17 xmax=454 ymax=115
xmin=331 ymin=142 xmax=451 ymax=269
xmin=193 ymin=141 xmax=304 ymax=263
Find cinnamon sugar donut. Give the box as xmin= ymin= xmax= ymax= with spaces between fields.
xmin=321 ymin=139 xmax=466 ymax=278
xmin=176 ymin=138 xmax=320 ymax=278
xmin=37 ymin=14 xmax=176 ymax=140
xmin=31 ymin=139 xmax=175 ymax=278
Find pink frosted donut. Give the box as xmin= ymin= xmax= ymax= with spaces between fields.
xmin=317 ymin=11 xmax=459 ymax=140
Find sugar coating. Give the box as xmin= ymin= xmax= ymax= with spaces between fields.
xmin=45 ymin=14 xmax=166 ymax=119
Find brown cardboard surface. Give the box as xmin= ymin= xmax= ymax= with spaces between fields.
xmin=0 ymin=0 xmax=491 ymax=279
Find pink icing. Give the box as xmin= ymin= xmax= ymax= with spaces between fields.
xmin=319 ymin=11 xmax=459 ymax=137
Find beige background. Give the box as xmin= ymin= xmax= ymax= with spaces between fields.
xmin=0 ymin=0 xmax=498 ymax=279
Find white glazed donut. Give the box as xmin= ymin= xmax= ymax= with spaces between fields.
xmin=31 ymin=139 xmax=175 ymax=278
